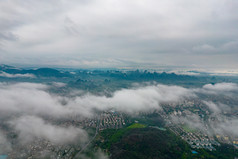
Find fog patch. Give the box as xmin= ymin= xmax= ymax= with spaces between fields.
xmin=76 ymin=149 xmax=109 ymax=159
xmin=0 ymin=131 xmax=12 ymax=154
xmin=203 ymin=101 xmax=221 ymax=114
xmin=9 ymin=116 xmax=88 ymax=145
xmin=0 ymin=71 xmax=36 ymax=78
xmin=0 ymin=82 xmax=194 ymax=119
xmin=214 ymin=118 xmax=238 ymax=137
xmin=198 ymin=83 xmax=238 ymax=95
xmin=51 ymin=82 xmax=66 ymax=88
xmin=171 ymin=114 xmax=208 ymax=132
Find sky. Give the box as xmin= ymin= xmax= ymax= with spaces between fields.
xmin=0 ymin=0 xmax=238 ymax=70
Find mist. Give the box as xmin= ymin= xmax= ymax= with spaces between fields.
xmin=0 ymin=81 xmax=238 ymax=156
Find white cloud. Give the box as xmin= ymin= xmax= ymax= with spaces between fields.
xmin=51 ymin=82 xmax=66 ymax=87
xmin=203 ymin=83 xmax=238 ymax=91
xmin=9 ymin=115 xmax=88 ymax=145
xmin=0 ymin=82 xmax=194 ymax=119
xmin=216 ymin=118 xmax=238 ymax=136
xmin=0 ymin=71 xmax=35 ymax=78
xmin=0 ymin=131 xmax=12 ymax=154
xmin=194 ymin=82 xmax=238 ymax=95
xmin=109 ymin=84 xmax=192 ymax=113
xmin=0 ymin=82 xmax=236 ymax=118
xmin=76 ymin=149 xmax=109 ymax=159
xmin=171 ymin=114 xmax=207 ymax=132
xmin=0 ymin=82 xmax=195 ymax=154
xmin=203 ymin=101 xmax=221 ymax=114
xmin=0 ymin=81 xmax=238 ymax=153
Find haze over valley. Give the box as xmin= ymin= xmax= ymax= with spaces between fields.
xmin=1 ymin=0 xmax=238 ymax=158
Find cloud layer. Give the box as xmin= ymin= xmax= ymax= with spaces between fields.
xmin=0 ymin=82 xmax=238 ymax=154
xmin=172 ymin=83 xmax=238 ymax=137
xmin=0 ymin=131 xmax=12 ymax=153
xmin=0 ymin=82 xmax=237 ymax=118
xmin=0 ymin=71 xmax=35 ymax=78
xmin=9 ymin=116 xmax=88 ymax=145
xmin=0 ymin=0 xmax=238 ymax=69
xmin=0 ymin=82 xmax=193 ymax=119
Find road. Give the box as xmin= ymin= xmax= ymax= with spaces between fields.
xmin=73 ymin=121 xmax=99 ymax=158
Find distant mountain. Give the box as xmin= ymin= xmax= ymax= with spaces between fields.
xmin=23 ymin=68 xmax=71 ymax=77
xmin=0 ymin=64 xmax=19 ymax=71
xmin=74 ymin=70 xmax=198 ymax=82
xmin=1 ymin=64 xmax=237 ymax=88
xmin=0 ymin=64 xmax=71 ymax=78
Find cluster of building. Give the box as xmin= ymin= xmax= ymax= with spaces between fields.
xmin=169 ymin=125 xmax=219 ymax=151
xmin=215 ymin=134 xmax=238 ymax=147
xmin=161 ymin=97 xmax=238 ymax=152
xmin=5 ymin=110 xmax=127 ymax=159
xmin=160 ymin=99 xmax=223 ymax=151
xmin=99 ymin=111 xmax=126 ymax=131
xmin=8 ymin=139 xmax=78 ymax=159
xmin=79 ymin=118 xmax=98 ymax=128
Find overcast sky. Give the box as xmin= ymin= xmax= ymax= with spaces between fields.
xmin=0 ymin=0 xmax=238 ymax=70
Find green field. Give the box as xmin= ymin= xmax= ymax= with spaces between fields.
xmin=127 ymin=123 xmax=146 ymax=129
xmin=109 ymin=123 xmax=146 ymax=143
xmin=182 ymin=124 xmax=196 ymax=133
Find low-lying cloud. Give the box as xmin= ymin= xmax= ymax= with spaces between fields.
xmin=0 ymin=82 xmax=194 ymax=119
xmin=198 ymin=82 xmax=238 ymax=95
xmin=203 ymin=101 xmax=222 ymax=114
xmin=203 ymin=83 xmax=238 ymax=92
xmin=0 ymin=131 xmax=12 ymax=154
xmin=0 ymin=81 xmax=195 ymax=151
xmin=215 ymin=118 xmax=238 ymax=137
xmin=0 ymin=71 xmax=35 ymax=78
xmin=0 ymin=81 xmax=238 ymax=155
xmin=0 ymin=82 xmax=236 ymax=119
xmin=76 ymin=149 xmax=109 ymax=159
xmin=9 ymin=116 xmax=88 ymax=145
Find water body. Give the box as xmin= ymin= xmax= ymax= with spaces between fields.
xmin=149 ymin=126 xmax=166 ymax=131
xmin=192 ymin=150 xmax=198 ymax=154
xmin=0 ymin=155 xmax=7 ymax=159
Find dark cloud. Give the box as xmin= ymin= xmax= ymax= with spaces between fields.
xmin=0 ymin=32 xmax=18 ymax=41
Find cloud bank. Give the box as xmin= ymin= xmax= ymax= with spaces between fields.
xmin=9 ymin=116 xmax=88 ymax=145
xmin=203 ymin=83 xmax=238 ymax=92
xmin=0 ymin=81 xmax=238 ymax=155
xmin=195 ymin=82 xmax=238 ymax=95
xmin=0 ymin=82 xmax=236 ymax=119
xmin=0 ymin=71 xmax=35 ymax=78
xmin=0 ymin=131 xmax=12 ymax=154
xmin=0 ymin=82 xmax=194 ymax=119
xmin=172 ymin=83 xmax=238 ymax=137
